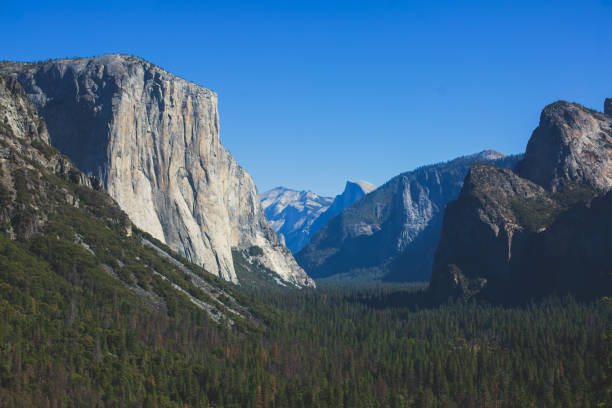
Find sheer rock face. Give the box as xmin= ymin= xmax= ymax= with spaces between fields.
xmin=0 ymin=55 xmax=313 ymax=286
xmin=516 ymin=101 xmax=612 ymax=192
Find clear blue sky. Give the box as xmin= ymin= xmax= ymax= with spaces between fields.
xmin=2 ymin=1 xmax=611 ymax=196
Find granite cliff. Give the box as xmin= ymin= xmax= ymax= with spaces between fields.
xmin=0 ymin=72 xmax=262 ymax=327
xmin=0 ymin=74 xmax=106 ymax=239
xmin=0 ymin=55 xmax=313 ymax=287
xmin=430 ymin=99 xmax=612 ymax=302
xmin=515 ymin=101 xmax=612 ymax=192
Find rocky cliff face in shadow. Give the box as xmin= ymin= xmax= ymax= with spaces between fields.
xmin=0 ymin=74 xmax=123 ymax=238
xmin=0 ymin=55 xmax=313 ymax=287
xmin=429 ymin=164 xmax=559 ymax=302
xmin=430 ymin=99 xmax=612 ymax=302
xmin=296 ymin=150 xmax=519 ymax=282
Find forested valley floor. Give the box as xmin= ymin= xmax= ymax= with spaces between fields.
xmin=1 ymin=234 xmax=610 ymax=408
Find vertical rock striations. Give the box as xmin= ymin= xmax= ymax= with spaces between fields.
xmin=0 ymin=74 xmax=125 ymax=239
xmin=0 ymin=55 xmax=313 ymax=287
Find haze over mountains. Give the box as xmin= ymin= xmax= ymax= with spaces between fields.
xmin=261 ymin=180 xmax=374 ymax=253
xmin=295 ymin=150 xmax=520 ymax=283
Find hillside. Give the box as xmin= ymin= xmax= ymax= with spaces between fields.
xmin=0 ymin=73 xmax=283 ymax=405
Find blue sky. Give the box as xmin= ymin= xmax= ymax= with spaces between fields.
xmin=2 ymin=1 xmax=612 ymax=196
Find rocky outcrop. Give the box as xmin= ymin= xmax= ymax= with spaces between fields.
xmin=515 ymin=101 xmax=612 ymax=192
xmin=260 ymin=187 xmax=332 ymax=253
xmin=296 ymin=151 xmax=519 ymax=282
xmin=0 ymin=74 xmax=261 ymax=326
xmin=0 ymin=55 xmax=313 ymax=287
xmin=430 ymin=99 xmax=612 ymax=303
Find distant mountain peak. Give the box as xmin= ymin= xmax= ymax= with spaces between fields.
xmin=260 ymin=187 xmax=333 ymax=253
xmin=260 ymin=180 xmax=375 ymax=254
xmin=296 ymin=152 xmax=520 ymax=283
xmin=346 ymin=180 xmax=376 ymax=194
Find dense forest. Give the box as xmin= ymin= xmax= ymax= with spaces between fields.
xmin=1 ymin=225 xmax=610 ymax=408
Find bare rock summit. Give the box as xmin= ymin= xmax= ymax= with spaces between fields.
xmin=516 ymin=101 xmax=612 ymax=192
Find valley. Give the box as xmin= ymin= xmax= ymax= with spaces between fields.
xmin=0 ymin=53 xmax=609 ymax=407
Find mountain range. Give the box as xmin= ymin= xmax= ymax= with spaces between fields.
xmin=260 ymin=180 xmax=375 ymax=253
xmin=1 ymin=53 xmax=610 ymax=302
xmin=295 ymin=150 xmax=520 ymax=283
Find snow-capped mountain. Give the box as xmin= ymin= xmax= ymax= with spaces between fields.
xmin=260 ymin=188 xmax=333 ymax=253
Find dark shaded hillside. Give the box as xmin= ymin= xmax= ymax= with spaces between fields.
xmin=515 ymin=189 xmax=612 ymax=300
